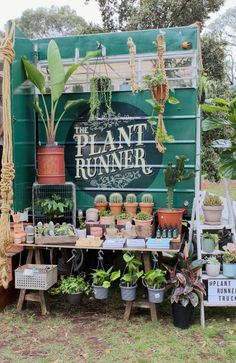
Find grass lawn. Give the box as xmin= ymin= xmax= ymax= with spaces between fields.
xmin=1 ymin=292 xmax=236 ymax=363
xmin=206 ymin=180 xmax=236 ymax=201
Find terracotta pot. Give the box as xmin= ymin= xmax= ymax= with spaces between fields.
xmin=99 ymin=216 xmax=115 ymax=225
xmin=109 ymin=203 xmax=123 ymax=215
xmin=202 ymin=205 xmax=223 ymax=225
xmin=86 ymin=208 xmax=99 ymax=222
xmin=37 ymin=145 xmax=65 ymax=184
xmin=94 ymin=202 xmax=107 ymax=212
xmin=151 ymin=84 xmax=168 ymax=101
xmin=157 ymin=209 xmax=183 ymax=234
xmin=139 ymin=203 xmax=154 ymax=215
xmin=124 ymin=203 xmax=138 ymax=217
xmin=134 ymin=218 xmax=153 ymax=227
xmin=90 ymin=226 xmax=103 ymax=238
xmin=116 ymin=219 xmax=131 ymax=226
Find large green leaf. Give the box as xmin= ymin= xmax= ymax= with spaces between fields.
xmin=47 ymin=40 xmax=65 ymax=102
xmin=64 ymin=50 xmax=100 ymax=83
xmin=201 ymin=104 xmax=228 ymax=113
xmin=167 ymin=96 xmax=180 ymax=104
xmin=22 ymin=57 xmax=45 ymax=93
xmin=202 ymin=116 xmax=226 ymax=131
xmin=64 ymin=99 xmax=88 ymax=111
xmin=210 ymin=98 xmax=229 ymax=105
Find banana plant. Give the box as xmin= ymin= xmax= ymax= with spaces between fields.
xmin=22 ymin=40 xmax=99 ymax=145
xmin=201 ymin=97 xmax=236 ymax=179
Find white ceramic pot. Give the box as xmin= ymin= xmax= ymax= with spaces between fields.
xmin=206 ymin=263 xmax=221 ymax=277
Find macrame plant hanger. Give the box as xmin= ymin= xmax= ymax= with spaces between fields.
xmin=127 ymin=37 xmax=138 ymax=93
xmin=154 ymin=34 xmax=169 ymax=153
xmin=0 ymin=21 xmax=15 ymax=289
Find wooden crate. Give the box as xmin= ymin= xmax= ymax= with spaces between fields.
xmin=35 ymin=235 xmax=76 ymax=245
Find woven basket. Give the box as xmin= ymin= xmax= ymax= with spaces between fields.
xmin=15 ymin=264 xmax=57 ymax=290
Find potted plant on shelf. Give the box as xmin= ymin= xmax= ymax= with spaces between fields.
xmin=202 ymin=194 xmax=223 ymax=225
xmin=94 ymin=194 xmax=108 ymax=212
xmin=222 ymin=243 xmax=236 ymax=277
xmin=164 ymin=257 xmax=206 ymax=329
xmin=205 ymin=256 xmax=221 ymax=277
xmin=120 ymin=252 xmax=143 ymax=301
xmin=109 ymin=192 xmax=123 ymax=215
xmin=89 ymin=75 xmax=113 ymax=122
xmin=50 ymin=274 xmax=91 ymax=305
xmin=124 ymin=193 xmax=138 ymax=217
xmin=201 ymin=232 xmax=219 ymax=253
xmin=99 ymin=210 xmax=115 ymax=226
xmin=139 ymin=193 xmax=154 ymax=214
xmin=134 ymin=211 xmax=153 ymax=228
xmin=142 ymin=268 xmax=166 ymax=303
xmin=76 ymin=217 xmax=87 ymax=238
xmin=91 ymin=267 xmax=120 ymax=300
xmin=157 ymin=155 xmax=195 ymax=235
xmin=35 ymin=193 xmax=73 ymax=223
xmin=22 ymin=40 xmax=97 ymax=184
xmin=116 ymin=212 xmax=132 ymax=226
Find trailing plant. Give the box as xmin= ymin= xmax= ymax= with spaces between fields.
xmin=204 ymin=256 xmax=220 ymax=265
xmin=141 ymin=193 xmax=153 ymax=203
xmin=142 ymin=268 xmax=166 ymax=289
xmin=164 ymin=155 xmax=195 ymax=209
xmin=91 ymin=267 xmax=120 ymax=288
xmin=109 ymin=192 xmax=123 ymax=203
xmin=202 ymin=232 xmax=219 ymax=244
xmin=120 ymin=252 xmax=143 ymax=287
xmin=125 ymin=193 xmax=137 ymax=203
xmin=94 ymin=194 xmax=107 ymax=203
xmin=50 ymin=273 xmax=91 ymax=295
xmin=203 ymin=194 xmax=222 ymax=206
xmin=36 ymin=193 xmax=73 ymax=219
xmin=135 ymin=211 xmax=152 ymax=220
xmin=222 ymin=243 xmax=236 ymax=264
xmin=89 ymin=75 xmax=113 ymax=122
xmin=22 ymin=40 xmax=98 ymax=145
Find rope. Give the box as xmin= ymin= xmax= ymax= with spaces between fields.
xmin=127 ymin=37 xmax=138 ymax=93
xmin=0 ymin=21 xmax=15 ymax=289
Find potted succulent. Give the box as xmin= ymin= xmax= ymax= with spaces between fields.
xmin=222 ymin=243 xmax=236 ymax=277
xmin=157 ymin=155 xmax=194 ymax=234
xmin=50 ymin=274 xmax=91 ymax=305
xmin=134 ymin=211 xmax=153 ymax=227
xmin=94 ymin=194 xmax=108 ymax=212
xmin=201 ymin=233 xmax=219 ymax=253
xmin=120 ymin=252 xmax=143 ymax=301
xmin=202 ymin=195 xmax=223 ymax=225
xmin=139 ymin=193 xmax=154 ymax=215
xmin=109 ymin=192 xmax=123 ymax=215
xmin=99 ymin=210 xmax=115 ymax=226
xmin=164 ymin=257 xmax=206 ymax=329
xmin=116 ymin=212 xmax=132 ymax=226
xmin=205 ymin=256 xmax=221 ymax=277
xmin=77 ymin=217 xmax=86 ymax=238
xmin=142 ymin=268 xmax=166 ymax=303
xmin=22 ymin=40 xmax=97 ymax=184
xmin=124 ymin=193 xmax=138 ymax=217
xmin=91 ymin=267 xmax=120 ymax=300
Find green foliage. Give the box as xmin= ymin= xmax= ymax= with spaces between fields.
xmin=142 ymin=269 xmax=166 ymax=289
xmin=223 ymin=243 xmax=236 ymax=264
xmin=205 ymin=256 xmax=220 ymax=265
xmin=50 ymin=274 xmax=91 ymax=295
xmin=164 ymin=155 xmax=195 ymax=209
xmin=109 ymin=192 xmax=123 ymax=203
xmin=99 ymin=209 xmax=113 ymax=216
xmin=135 ymin=211 xmax=152 ymax=220
xmin=116 ymin=212 xmax=131 ymax=220
xmin=120 ymin=252 xmax=143 ymax=287
xmin=141 ymin=193 xmax=153 ymax=203
xmin=125 ymin=193 xmax=137 ymax=203
xmin=78 ymin=217 xmax=86 ymax=230
xmin=203 ymin=194 xmax=222 ymax=206
xmin=36 ymin=194 xmax=73 ymax=219
xmin=91 ymin=267 xmax=120 ymax=288
xmin=22 ymin=40 xmax=98 ymax=144
xmin=89 ymin=75 xmax=113 ymax=121
xmin=144 ymin=71 xmax=164 ymax=88
xmin=35 ymin=222 xmax=75 ymax=237
xmin=202 ymin=232 xmax=219 ymax=244
xmin=94 ymin=194 xmax=107 ymax=203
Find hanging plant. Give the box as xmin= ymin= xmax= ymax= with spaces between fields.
xmin=89 ymin=75 xmax=113 ymax=122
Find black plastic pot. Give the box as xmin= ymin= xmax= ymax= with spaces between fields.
xmin=66 ymin=292 xmax=83 ymax=305
xmin=172 ymin=302 xmax=195 ymax=329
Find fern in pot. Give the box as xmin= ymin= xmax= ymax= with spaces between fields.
xmin=120 ymin=252 xmax=143 ymax=301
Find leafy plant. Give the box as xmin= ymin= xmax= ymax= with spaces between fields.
xmin=142 ymin=269 xmax=166 ymax=289
xmin=120 ymin=252 xmax=143 ymax=287
xmin=22 ymin=40 xmax=98 ymax=145
xmin=91 ymin=267 xmax=120 ymax=288
xmin=116 ymin=212 xmax=131 ymax=220
xmin=164 ymin=155 xmax=195 ymax=209
xmin=135 ymin=211 xmax=152 ymax=220
xmin=141 ymin=193 xmax=153 ymax=203
xmin=89 ymin=75 xmax=113 ymax=122
xmin=78 ymin=217 xmax=86 ymax=230
xmin=50 ymin=274 xmax=91 ymax=295
xmin=36 ymin=194 xmax=73 ymax=219
xmin=203 ymin=194 xmax=222 ymax=206
xmin=205 ymin=256 xmax=220 ymax=265
xmin=222 ymin=243 xmax=236 ymax=264
xmin=125 ymin=193 xmax=137 ymax=203
xmin=109 ymin=192 xmax=123 ymax=203
xmin=99 ymin=209 xmax=113 ymax=217
xmin=35 ymin=222 xmax=75 ymax=236
xmin=202 ymin=232 xmax=219 ymax=244
xmin=144 ymin=71 xmax=165 ymax=88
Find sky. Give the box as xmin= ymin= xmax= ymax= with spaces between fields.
xmin=0 ymin=0 xmax=235 ymax=31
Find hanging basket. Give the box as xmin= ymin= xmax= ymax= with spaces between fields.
xmin=151 ymin=84 xmax=168 ymax=101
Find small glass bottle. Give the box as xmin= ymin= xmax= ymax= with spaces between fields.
xmin=167 ymin=224 xmax=173 ymax=238
xmin=173 ymin=224 xmax=179 ymax=238
xmin=156 ymin=224 xmax=162 ymax=238
xmin=162 ymin=224 xmax=167 ymax=238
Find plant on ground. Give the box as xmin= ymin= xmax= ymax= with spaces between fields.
xmin=50 ymin=273 xmax=91 ymax=295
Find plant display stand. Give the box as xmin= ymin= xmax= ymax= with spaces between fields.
xmin=124 ymin=252 xmax=158 ymax=321
xmin=189 ymin=179 xmax=236 ymax=327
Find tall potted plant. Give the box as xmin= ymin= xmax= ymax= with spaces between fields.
xmin=22 ymin=40 xmax=97 ymax=184
xmin=157 ymin=155 xmax=195 ymax=234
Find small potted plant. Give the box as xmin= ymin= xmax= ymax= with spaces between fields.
xmin=109 ymin=192 xmax=123 ymax=215
xmin=77 ymin=217 xmax=87 ymax=238
xmin=99 ymin=210 xmax=115 ymax=226
xmin=139 ymin=193 xmax=154 ymax=214
xmin=94 ymin=194 xmax=108 ymax=212
xmin=205 ymin=256 xmax=221 ymax=277
xmin=222 ymin=243 xmax=236 ymax=277
xmin=91 ymin=267 xmax=120 ymax=300
xmin=120 ymin=252 xmax=143 ymax=301
xmin=144 ymin=70 xmax=168 ymax=101
xmin=134 ymin=211 xmax=153 ymax=227
xmin=116 ymin=212 xmax=132 ymax=226
xmin=50 ymin=274 xmax=91 ymax=305
xmin=124 ymin=193 xmax=138 ymax=217
xmin=202 ymin=195 xmax=223 ymax=225
xmin=201 ymin=233 xmax=219 ymax=253
xmin=142 ymin=268 xmax=166 ymax=303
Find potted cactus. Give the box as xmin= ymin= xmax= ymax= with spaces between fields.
xmin=139 ymin=193 xmax=154 ymax=215
xmin=202 ymin=194 xmax=223 ymax=225
xmin=205 ymin=256 xmax=221 ymax=277
xmin=99 ymin=210 xmax=115 ymax=225
xmin=116 ymin=212 xmax=132 ymax=226
xmin=124 ymin=193 xmax=138 ymax=217
xmin=94 ymin=194 xmax=108 ymax=212
xmin=109 ymin=192 xmax=123 ymax=215
xmin=157 ymin=155 xmax=194 ymax=234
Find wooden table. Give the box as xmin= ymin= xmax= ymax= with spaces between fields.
xmin=15 ymin=242 xmax=181 ymax=319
